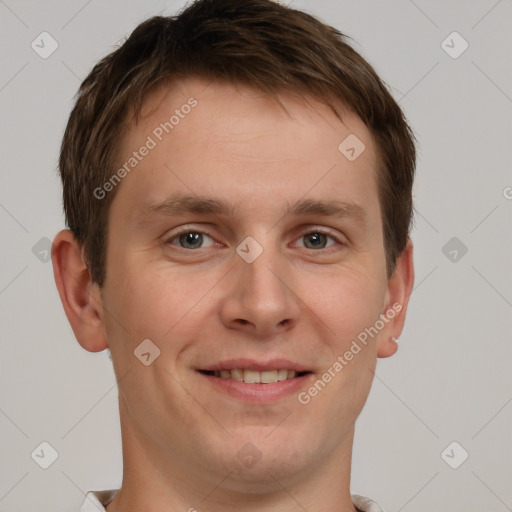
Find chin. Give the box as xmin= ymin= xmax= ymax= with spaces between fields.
xmin=206 ymin=430 xmax=314 ymax=490
xmin=222 ymin=455 xmax=310 ymax=494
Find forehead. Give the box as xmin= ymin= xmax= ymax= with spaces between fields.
xmin=123 ymin=76 xmax=376 ymax=163
xmin=113 ymin=77 xmax=380 ymax=225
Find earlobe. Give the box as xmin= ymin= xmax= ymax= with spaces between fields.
xmin=377 ymin=335 xmax=399 ymax=358
xmin=51 ymin=229 xmax=109 ymax=352
xmin=377 ymin=239 xmax=414 ymax=358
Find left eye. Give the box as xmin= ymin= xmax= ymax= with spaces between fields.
xmin=295 ymin=231 xmax=337 ymax=250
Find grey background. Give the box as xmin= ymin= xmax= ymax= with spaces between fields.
xmin=0 ymin=1 xmax=511 ymax=511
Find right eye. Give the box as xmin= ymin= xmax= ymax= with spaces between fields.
xmin=165 ymin=229 xmax=216 ymax=250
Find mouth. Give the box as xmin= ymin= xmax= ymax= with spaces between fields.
xmin=196 ymin=359 xmax=313 ymax=403
xmin=198 ymin=368 xmax=311 ymax=383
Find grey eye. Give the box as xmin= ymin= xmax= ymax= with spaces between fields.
xmin=299 ymin=232 xmax=336 ymax=250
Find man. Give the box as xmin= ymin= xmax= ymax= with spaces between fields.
xmin=52 ymin=0 xmax=415 ymax=510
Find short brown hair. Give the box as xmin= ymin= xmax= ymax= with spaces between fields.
xmin=59 ymin=0 xmax=416 ymax=287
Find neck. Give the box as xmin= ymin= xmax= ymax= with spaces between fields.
xmin=106 ymin=398 xmax=358 ymax=512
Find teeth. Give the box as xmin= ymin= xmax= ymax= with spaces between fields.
xmin=277 ymin=369 xmax=288 ymax=381
xmin=231 ymin=368 xmax=244 ymax=381
xmin=210 ymin=368 xmax=301 ymax=383
xmin=260 ymin=370 xmax=278 ymax=383
xmin=243 ymin=370 xmax=261 ymax=383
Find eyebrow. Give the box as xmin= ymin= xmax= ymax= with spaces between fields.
xmin=138 ymin=194 xmax=367 ymax=224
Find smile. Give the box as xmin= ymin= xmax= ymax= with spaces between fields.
xmin=199 ymin=369 xmax=309 ymax=383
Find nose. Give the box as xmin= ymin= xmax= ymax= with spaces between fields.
xmin=218 ymin=241 xmax=301 ymax=338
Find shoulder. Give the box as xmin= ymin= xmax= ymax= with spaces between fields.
xmin=80 ymin=489 xmax=119 ymax=512
xmin=352 ymin=494 xmax=386 ymax=512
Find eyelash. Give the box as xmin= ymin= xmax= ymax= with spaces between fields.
xmin=165 ymin=227 xmax=343 ymax=251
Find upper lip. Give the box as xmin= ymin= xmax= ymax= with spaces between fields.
xmin=198 ymin=358 xmax=311 ymax=373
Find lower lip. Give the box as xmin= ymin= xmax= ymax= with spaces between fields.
xmin=198 ymin=371 xmax=312 ymax=403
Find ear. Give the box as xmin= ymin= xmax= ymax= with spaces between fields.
xmin=51 ymin=229 xmax=109 ymax=352
xmin=377 ymin=239 xmax=414 ymax=358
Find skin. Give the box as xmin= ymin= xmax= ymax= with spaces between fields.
xmin=52 ymin=77 xmax=414 ymax=512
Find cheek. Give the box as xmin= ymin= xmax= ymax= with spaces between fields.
xmin=307 ymin=268 xmax=385 ymax=344
xmin=104 ymin=256 xmax=218 ymax=344
xmin=299 ymin=274 xmax=382 ymax=415
xmin=320 ymin=273 xmax=383 ymax=400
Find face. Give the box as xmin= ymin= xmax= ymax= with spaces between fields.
xmin=99 ymin=77 xmax=394 ymax=489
